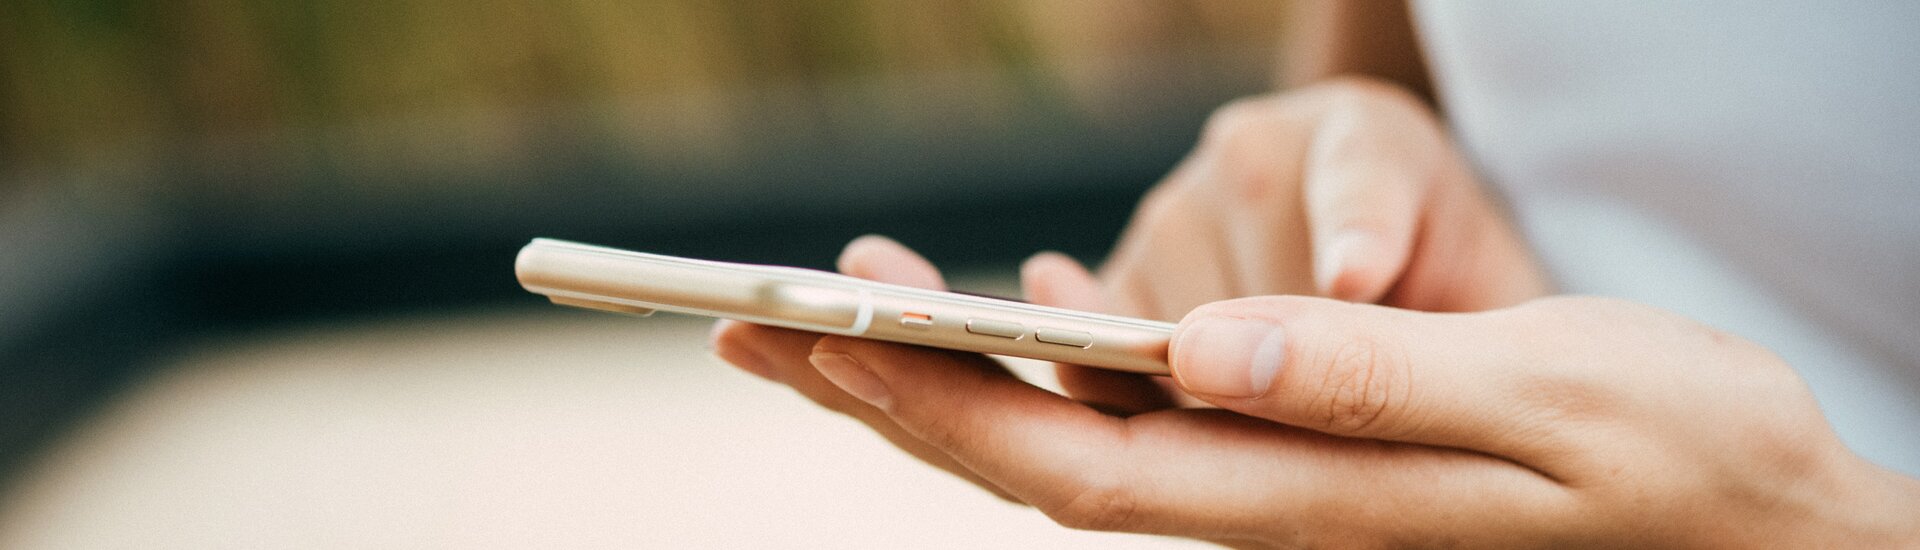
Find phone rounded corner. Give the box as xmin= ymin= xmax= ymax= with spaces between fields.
xmin=513 ymin=240 xmax=559 ymax=292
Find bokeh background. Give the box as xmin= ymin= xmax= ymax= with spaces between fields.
xmin=0 ymin=2 xmax=1281 ymax=547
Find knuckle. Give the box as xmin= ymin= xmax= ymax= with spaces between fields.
xmin=1129 ymin=177 xmax=1188 ymax=224
xmin=1525 ymin=296 xmax=1765 ymax=359
xmin=1307 ymin=336 xmax=1408 ymax=435
xmin=1190 ymin=95 xmax=1282 ymax=152
xmin=1042 ymin=476 xmax=1142 ymax=532
xmin=1313 ymin=75 xmax=1427 ymax=114
xmin=1195 ymin=99 xmax=1294 ymax=201
xmin=1699 ymin=324 xmax=1778 ymax=365
xmin=1307 ymin=76 xmax=1447 ymax=150
xmin=1199 ymin=97 xmax=1271 ymax=147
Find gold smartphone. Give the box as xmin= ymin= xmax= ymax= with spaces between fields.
xmin=514 ymin=239 xmax=1173 ymax=375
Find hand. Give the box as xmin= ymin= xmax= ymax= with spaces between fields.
xmin=1097 ymin=76 xmax=1548 ymax=321
xmin=719 ymin=248 xmax=1920 ymax=546
xmin=1059 ymin=76 xmax=1552 ymax=413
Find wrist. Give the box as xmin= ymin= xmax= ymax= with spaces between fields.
xmin=1809 ymin=457 xmax=1920 ymax=546
xmin=1860 ymin=465 xmax=1920 ymax=545
xmin=1706 ymin=451 xmax=1920 ymax=548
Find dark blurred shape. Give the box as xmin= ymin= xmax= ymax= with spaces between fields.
xmin=0 ymin=1 xmax=1280 ymax=485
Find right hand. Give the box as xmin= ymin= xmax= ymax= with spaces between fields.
xmin=1093 ymin=76 xmax=1548 ymax=320
xmin=1044 ymin=76 xmax=1553 ymax=413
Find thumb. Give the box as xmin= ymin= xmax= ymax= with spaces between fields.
xmin=1168 ymin=295 xmax=1557 ymax=460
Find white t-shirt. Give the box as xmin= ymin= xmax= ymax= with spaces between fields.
xmin=1414 ymin=1 xmax=1920 ymax=474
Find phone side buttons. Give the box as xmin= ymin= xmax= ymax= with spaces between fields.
xmin=965 ymin=318 xmax=1025 ymax=339
xmin=1034 ymin=328 xmax=1093 ymax=348
xmin=900 ymin=311 xmax=934 ymax=328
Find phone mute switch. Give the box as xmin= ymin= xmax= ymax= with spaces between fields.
xmin=965 ymin=318 xmax=1025 ymax=339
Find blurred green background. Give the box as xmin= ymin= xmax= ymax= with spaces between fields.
xmin=0 ymin=0 xmax=1281 ymax=485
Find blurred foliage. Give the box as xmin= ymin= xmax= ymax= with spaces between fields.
xmin=0 ymin=1 xmax=1279 ymax=200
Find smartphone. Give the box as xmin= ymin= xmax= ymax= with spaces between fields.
xmin=514 ymin=239 xmax=1173 ymax=375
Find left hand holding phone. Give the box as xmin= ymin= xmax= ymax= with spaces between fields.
xmin=711 ymin=235 xmax=1920 ymax=548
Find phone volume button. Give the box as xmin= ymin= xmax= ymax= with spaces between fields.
xmin=964 ymin=318 xmax=1025 ymax=339
xmin=1035 ymin=328 xmax=1093 ymax=348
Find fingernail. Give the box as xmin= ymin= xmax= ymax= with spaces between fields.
xmin=1173 ymin=316 xmax=1286 ymax=398
xmin=811 ymin=352 xmax=893 ymax=409
xmin=1315 ymin=231 xmax=1370 ymax=296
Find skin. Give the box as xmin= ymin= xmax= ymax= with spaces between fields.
xmin=711 ymin=3 xmax=1920 ymax=546
xmin=1281 ymin=1 xmax=1433 ymax=99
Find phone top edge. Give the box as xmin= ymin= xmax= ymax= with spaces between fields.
xmin=517 ymin=238 xmax=1173 ymax=375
